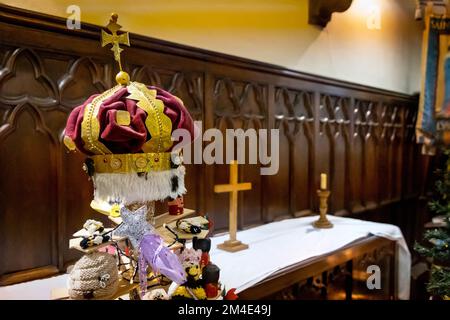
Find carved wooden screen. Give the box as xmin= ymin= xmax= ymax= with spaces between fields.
xmin=0 ymin=5 xmax=426 ymax=284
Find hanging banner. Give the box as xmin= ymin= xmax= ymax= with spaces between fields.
xmin=417 ymin=16 xmax=450 ymax=152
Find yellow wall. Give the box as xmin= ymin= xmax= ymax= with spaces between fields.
xmin=1 ymin=0 xmax=422 ymax=94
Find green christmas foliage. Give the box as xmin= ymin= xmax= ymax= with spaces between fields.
xmin=428 ymin=148 xmax=450 ymax=218
xmin=414 ymin=147 xmax=450 ymax=297
xmin=414 ymin=228 xmax=450 ymax=261
xmin=427 ymin=265 xmax=450 ymax=297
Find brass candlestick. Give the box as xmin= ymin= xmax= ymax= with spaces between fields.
xmin=313 ymin=189 xmax=333 ymax=228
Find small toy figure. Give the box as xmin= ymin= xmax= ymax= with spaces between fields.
xmin=172 ymin=248 xmax=206 ymax=300
xmin=109 ymin=203 xmax=121 ymax=218
xmin=193 ymin=236 xmax=211 ymax=267
xmin=89 ymin=200 xmax=122 ymax=218
xmin=142 ymin=288 xmax=169 ymax=300
xmin=176 ymin=219 xmax=202 ymax=234
xmin=202 ymin=263 xmax=220 ymax=298
xmin=79 ymin=234 xmax=110 ymax=249
xmin=168 ymin=196 xmax=184 ymax=215
xmin=76 ymin=220 xmax=111 ymax=249
xmin=83 ymin=219 xmax=104 ymax=235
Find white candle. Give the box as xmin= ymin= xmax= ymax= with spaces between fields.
xmin=320 ymin=173 xmax=327 ymax=190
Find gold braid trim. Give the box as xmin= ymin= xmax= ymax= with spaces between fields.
xmin=92 ymin=152 xmax=172 ymax=173
xmin=81 ymin=85 xmax=122 ymax=154
xmin=127 ymin=82 xmax=173 ymax=153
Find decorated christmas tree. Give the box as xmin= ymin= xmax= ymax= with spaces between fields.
xmin=414 ymin=148 xmax=450 ymax=299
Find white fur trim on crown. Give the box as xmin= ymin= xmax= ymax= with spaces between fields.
xmin=92 ymin=165 xmax=186 ymax=204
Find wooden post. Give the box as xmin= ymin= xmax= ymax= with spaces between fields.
xmin=214 ymin=160 xmax=252 ymax=252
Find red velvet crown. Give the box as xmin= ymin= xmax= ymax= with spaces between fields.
xmin=64 ymin=84 xmax=195 ymax=156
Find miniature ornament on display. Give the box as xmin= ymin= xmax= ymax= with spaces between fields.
xmin=79 ymin=234 xmax=110 ymax=249
xmin=203 ymin=263 xmax=220 ymax=298
xmin=177 ymin=219 xmax=202 ymax=234
xmin=193 ymin=236 xmax=211 ymax=267
xmin=110 ymin=203 xmax=121 ymax=218
xmin=174 ymin=216 xmax=210 ymax=237
xmin=168 ymin=196 xmax=184 ymax=215
xmin=89 ymin=200 xmax=122 ymax=218
xmin=73 ymin=219 xmax=112 ymax=249
xmin=172 ymin=248 xmax=207 ymax=300
xmin=83 ymin=219 xmax=104 ymax=235
xmin=142 ymin=288 xmax=169 ymax=300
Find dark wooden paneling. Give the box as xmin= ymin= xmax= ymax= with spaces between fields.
xmin=0 ymin=4 xmax=427 ymax=284
xmin=272 ymin=88 xmax=314 ymax=219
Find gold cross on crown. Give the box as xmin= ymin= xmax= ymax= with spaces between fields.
xmin=101 ymin=13 xmax=130 ymax=72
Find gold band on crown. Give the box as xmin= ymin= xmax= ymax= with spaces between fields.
xmin=92 ymin=152 xmax=172 ymax=174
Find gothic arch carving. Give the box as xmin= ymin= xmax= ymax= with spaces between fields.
xmin=58 ymin=57 xmax=108 ymax=109
xmin=0 ymin=48 xmax=58 ymax=107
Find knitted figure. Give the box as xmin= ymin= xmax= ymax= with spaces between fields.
xmin=172 ymin=248 xmax=206 ymax=300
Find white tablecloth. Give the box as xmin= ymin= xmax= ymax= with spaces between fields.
xmin=209 ymin=215 xmax=411 ymax=300
xmin=0 ymin=216 xmax=410 ymax=300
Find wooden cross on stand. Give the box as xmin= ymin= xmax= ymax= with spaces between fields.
xmin=214 ymin=160 xmax=252 ymax=252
